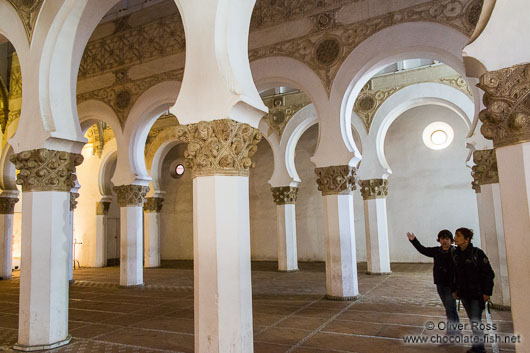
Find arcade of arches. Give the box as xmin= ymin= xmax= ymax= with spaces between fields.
xmin=0 ymin=0 xmax=528 ymax=352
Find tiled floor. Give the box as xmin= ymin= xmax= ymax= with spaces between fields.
xmin=0 ymin=262 xmax=515 ymax=352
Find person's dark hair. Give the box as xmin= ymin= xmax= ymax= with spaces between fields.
xmin=455 ymin=227 xmax=473 ymax=240
xmin=437 ymin=229 xmax=453 ymax=242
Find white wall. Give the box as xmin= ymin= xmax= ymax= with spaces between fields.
xmin=159 ymin=143 xmax=193 ymax=260
xmin=249 ymin=125 xmax=367 ymax=262
xmin=384 ymin=105 xmax=480 ymax=262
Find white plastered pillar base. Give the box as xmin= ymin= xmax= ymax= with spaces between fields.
xmin=476 ymin=184 xmax=510 ymax=307
xmin=67 ymin=211 xmax=74 ymax=283
xmin=144 ymin=211 xmax=161 ymax=268
xmin=194 ymin=175 xmax=253 ymax=353
xmin=0 ymin=213 xmax=14 ymax=279
xmin=119 ymin=206 xmax=144 ymax=287
xmin=363 ymin=198 xmax=391 ymax=275
xmin=15 ymin=191 xmax=71 ymax=351
xmin=92 ymin=200 xmax=110 ymax=268
xmin=276 ymin=204 xmax=298 ymax=272
xmin=322 ymin=193 xmax=359 ymax=300
xmin=496 ymin=143 xmax=530 ymax=347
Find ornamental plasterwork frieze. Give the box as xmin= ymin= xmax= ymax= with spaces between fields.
xmin=439 ymin=76 xmax=472 ymax=97
xmin=0 ymin=197 xmax=19 ymax=214
xmin=144 ymin=197 xmax=164 ymax=213
xmin=359 ymin=179 xmax=388 ymax=200
xmin=113 ymin=184 xmax=149 ymax=207
xmin=8 ymin=56 xmax=22 ymax=100
xmin=250 ymin=0 xmax=358 ymax=31
xmin=249 ymin=0 xmax=482 ymax=93
xmin=271 ymin=186 xmax=298 ymax=205
xmin=471 ymin=149 xmax=498 ymax=193
xmin=184 ymin=119 xmax=262 ymax=177
xmin=9 ymin=149 xmax=84 ymax=192
xmin=79 ymin=13 xmax=185 ymax=79
xmin=355 ymin=87 xmax=403 ymax=132
xmin=77 ymin=69 xmax=184 ymax=127
xmin=6 ymin=0 xmax=44 ymax=43
xmin=479 ymin=63 xmax=530 ymax=148
xmin=315 ymin=165 xmax=357 ymax=196
xmin=263 ymin=103 xmax=309 ymax=139
xmin=0 ymin=78 xmax=8 ymax=133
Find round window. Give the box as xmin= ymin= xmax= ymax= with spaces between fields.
xmin=175 ymin=164 xmax=185 ymax=176
xmin=170 ymin=161 xmax=185 ymax=179
xmin=422 ymin=122 xmax=454 ymax=150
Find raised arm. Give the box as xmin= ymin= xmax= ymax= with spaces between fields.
xmin=406 ymin=232 xmax=436 ymax=257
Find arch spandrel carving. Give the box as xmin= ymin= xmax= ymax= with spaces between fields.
xmin=6 ymin=0 xmax=44 ymax=43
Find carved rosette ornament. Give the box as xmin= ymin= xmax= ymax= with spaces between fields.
xmin=70 ymin=192 xmax=80 ymax=211
xmin=271 ymin=187 xmax=298 ymax=205
xmin=479 ymin=63 xmax=530 ymax=148
xmin=144 ymin=197 xmax=164 ymax=213
xmin=315 ymin=165 xmax=357 ymax=196
xmin=184 ymin=119 xmax=262 ymax=177
xmin=471 ymin=149 xmax=499 ymax=193
xmin=96 ymin=201 xmax=111 ymax=216
xmin=113 ymin=185 xmax=149 ymax=207
xmin=359 ymin=179 xmax=389 ymax=200
xmin=9 ymin=149 xmax=84 ymax=192
xmin=0 ymin=197 xmax=19 ymax=214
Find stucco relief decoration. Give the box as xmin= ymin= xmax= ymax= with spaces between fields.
xmin=271 ymin=186 xmax=298 ymax=205
xmin=249 ymin=0 xmax=480 ymax=93
xmin=77 ymin=69 xmax=183 ymax=127
xmin=471 ymin=149 xmax=498 ymax=192
xmin=96 ymin=201 xmax=111 ymax=216
xmin=184 ymin=119 xmax=262 ymax=177
xmin=264 ymin=103 xmax=308 ymax=138
xmin=79 ymin=14 xmax=185 ymax=78
xmin=6 ymin=0 xmax=44 ymax=43
xmin=355 ymin=87 xmax=402 ymax=132
xmin=144 ymin=197 xmax=164 ymax=213
xmin=70 ymin=192 xmax=80 ymax=211
xmin=359 ymin=179 xmax=388 ymax=200
xmin=0 ymin=197 xmax=19 ymax=214
xmin=8 ymin=56 xmax=22 ymax=100
xmin=113 ymin=185 xmax=149 ymax=207
xmin=0 ymin=78 xmax=8 ymax=133
xmin=315 ymin=165 xmax=357 ymax=195
xmin=9 ymin=149 xmax=84 ymax=192
xmin=478 ymin=64 xmax=530 ymax=148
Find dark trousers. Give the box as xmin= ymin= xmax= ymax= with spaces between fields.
xmin=436 ymin=285 xmax=460 ymax=333
xmin=461 ymin=297 xmax=486 ymax=353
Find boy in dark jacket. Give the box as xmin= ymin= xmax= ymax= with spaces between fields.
xmin=407 ymin=230 xmax=459 ymax=334
xmin=451 ymin=227 xmax=495 ymax=353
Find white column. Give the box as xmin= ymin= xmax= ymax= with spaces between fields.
xmin=194 ymin=175 xmax=253 ymax=353
xmin=0 ymin=194 xmax=18 ymax=280
xmin=67 ymin=192 xmax=79 ymax=283
xmin=316 ymin=166 xmax=359 ymax=300
xmin=143 ymin=197 xmax=163 ymax=268
xmin=271 ymin=187 xmax=298 ymax=272
xmin=9 ymin=149 xmax=83 ymax=351
xmin=472 ymin=149 xmax=510 ymax=307
xmin=93 ymin=199 xmax=111 ymax=267
xmin=476 ymin=186 xmax=510 ymax=306
xmin=495 ymin=143 xmax=530 ymax=344
xmin=360 ymin=179 xmax=391 ymax=275
xmin=114 ymin=185 xmax=149 ymax=287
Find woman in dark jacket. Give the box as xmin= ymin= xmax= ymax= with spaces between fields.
xmin=407 ymin=230 xmax=459 ymax=334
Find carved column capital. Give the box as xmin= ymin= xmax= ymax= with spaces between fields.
xmin=359 ymin=179 xmax=388 ymax=200
xmin=479 ymin=63 xmax=530 ymax=148
xmin=96 ymin=201 xmax=111 ymax=215
xmin=315 ymin=165 xmax=357 ymax=196
xmin=9 ymin=149 xmax=83 ymax=192
xmin=271 ymin=186 xmax=298 ymax=205
xmin=0 ymin=197 xmax=19 ymax=214
xmin=184 ymin=119 xmax=262 ymax=177
xmin=113 ymin=185 xmax=149 ymax=207
xmin=471 ymin=149 xmax=499 ymax=193
xmin=70 ymin=192 xmax=80 ymax=211
xmin=144 ymin=197 xmax=164 ymax=213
